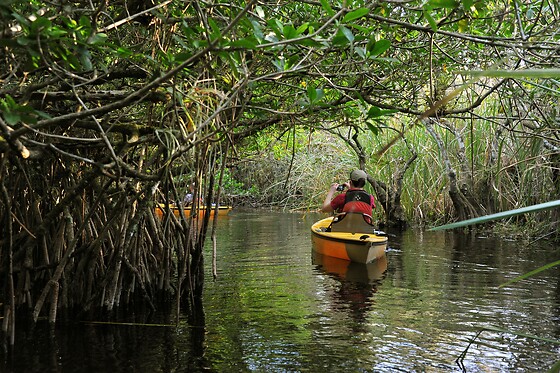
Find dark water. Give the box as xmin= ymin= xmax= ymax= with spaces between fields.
xmin=2 ymin=211 xmax=559 ymax=372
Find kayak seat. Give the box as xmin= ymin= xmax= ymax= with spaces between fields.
xmin=330 ymin=212 xmax=376 ymax=234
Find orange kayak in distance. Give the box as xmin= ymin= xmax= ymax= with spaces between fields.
xmin=155 ymin=203 xmax=232 ymax=219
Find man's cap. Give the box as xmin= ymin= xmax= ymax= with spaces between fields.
xmin=350 ymin=169 xmax=367 ymax=182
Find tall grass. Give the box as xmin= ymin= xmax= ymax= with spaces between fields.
xmin=229 ymin=106 xmax=559 ymax=236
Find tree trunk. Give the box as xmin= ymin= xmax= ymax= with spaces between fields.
xmin=425 ymin=119 xmax=481 ymax=222
xmin=369 ymin=152 xmax=417 ymax=230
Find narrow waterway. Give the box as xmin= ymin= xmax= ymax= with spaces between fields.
xmin=2 ymin=210 xmax=559 ymax=372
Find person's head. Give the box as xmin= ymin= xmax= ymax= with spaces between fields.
xmin=350 ymin=169 xmax=367 ymax=188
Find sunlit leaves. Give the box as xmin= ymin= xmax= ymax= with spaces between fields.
xmin=264 ymin=18 xmax=311 ymax=44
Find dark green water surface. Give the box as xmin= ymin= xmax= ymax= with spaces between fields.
xmin=2 ymin=210 xmax=559 ymax=372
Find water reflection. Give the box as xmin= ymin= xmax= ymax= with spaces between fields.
xmin=312 ymin=252 xmax=387 ymax=325
xmin=2 ymin=212 xmax=559 ymax=373
xmin=312 ymin=251 xmax=387 ymax=283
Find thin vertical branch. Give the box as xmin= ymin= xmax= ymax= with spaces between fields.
xmin=1 ymin=181 xmax=15 ymax=346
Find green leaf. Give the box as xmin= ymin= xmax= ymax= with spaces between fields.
xmin=351 ymin=24 xmax=374 ymax=34
xmin=207 ymin=18 xmax=222 ymax=40
xmin=365 ymin=121 xmax=379 ymax=135
xmin=79 ymin=48 xmax=92 ymax=70
xmin=462 ymin=0 xmax=474 ymax=10
xmin=0 ymin=95 xmax=46 ymax=125
xmin=297 ymin=38 xmax=324 ymax=48
xmin=12 ymin=13 xmax=29 ymax=27
xmin=342 ymin=8 xmax=369 ymax=23
xmin=31 ymin=16 xmax=51 ymax=31
xmin=296 ymin=23 xmax=309 ymax=35
xmin=283 ymin=24 xmax=297 ymax=39
xmin=48 ymin=27 xmax=68 ymax=38
xmin=286 ymin=55 xmax=300 ymax=69
xmin=305 ymin=86 xmax=324 ymax=105
xmin=35 ymin=110 xmax=51 ymax=120
xmin=3 ymin=112 xmax=20 ymax=125
xmin=343 ymin=103 xmax=361 ymax=118
xmin=117 ymin=47 xmax=134 ymax=57
xmin=457 ymin=19 xmax=468 ymax=32
xmin=78 ymin=15 xmax=92 ymax=28
xmin=428 ymin=0 xmax=459 ymax=8
xmin=368 ymin=106 xmax=382 ymax=118
xmin=355 ymin=47 xmax=366 ymax=58
xmin=368 ymin=39 xmax=391 ymax=57
xmin=332 ymin=30 xmax=350 ymax=46
xmin=174 ymin=52 xmax=192 ymax=62
xmin=272 ymin=58 xmax=284 ymax=72
xmin=250 ymin=19 xmax=264 ymax=41
xmin=423 ymin=9 xmax=438 ymax=31
xmin=367 ymin=106 xmax=398 ymax=118
xmin=89 ymin=33 xmax=107 ymax=45
xmin=16 ymin=37 xmax=31 ymax=46
xmin=65 ymin=52 xmax=81 ymax=70
xmin=228 ymin=38 xmax=257 ymax=49
xmin=254 ymin=5 xmax=265 ymax=18
xmin=319 ymin=0 xmax=335 ymax=16
xmin=267 ymin=19 xmax=283 ymax=37
xmin=307 ymin=85 xmax=317 ymax=102
xmin=19 ymin=113 xmax=37 ymax=125
xmin=340 ymin=26 xmax=354 ymax=42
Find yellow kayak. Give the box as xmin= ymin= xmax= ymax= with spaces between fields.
xmin=311 ymin=214 xmax=388 ymax=264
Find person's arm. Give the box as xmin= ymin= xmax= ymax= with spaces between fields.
xmin=321 ymin=183 xmax=340 ymax=212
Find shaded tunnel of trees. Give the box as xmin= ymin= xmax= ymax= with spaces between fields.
xmin=1 ymin=0 xmax=559 ymax=347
